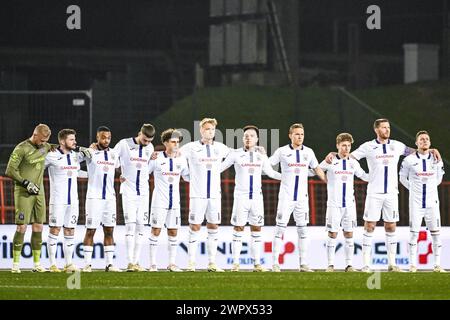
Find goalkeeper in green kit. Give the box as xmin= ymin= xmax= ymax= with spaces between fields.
xmin=5 ymin=124 xmax=53 ymax=273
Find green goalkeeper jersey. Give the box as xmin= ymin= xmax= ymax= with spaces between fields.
xmin=5 ymin=139 xmax=52 ymax=193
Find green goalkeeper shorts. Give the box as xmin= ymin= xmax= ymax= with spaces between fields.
xmin=14 ymin=188 xmax=46 ymax=225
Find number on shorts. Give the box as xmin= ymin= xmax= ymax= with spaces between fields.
xmin=112 ymin=214 xmax=116 ymax=223
xmin=71 ymin=215 xmax=77 ymax=225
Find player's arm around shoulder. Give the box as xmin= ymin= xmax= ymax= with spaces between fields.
xmin=352 ymin=159 xmax=369 ymax=182
xmin=181 ymin=156 xmax=190 ymax=182
xmin=262 ymin=154 xmax=281 ymax=180
xmin=436 ymin=159 xmax=445 ymax=185
xmin=220 ymin=149 xmax=235 ymax=172
xmin=268 ymin=146 xmax=281 ymax=166
xmin=350 ymin=141 xmax=369 ymax=161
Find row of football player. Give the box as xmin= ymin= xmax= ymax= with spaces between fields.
xmin=5 ymin=118 xmax=445 ymax=273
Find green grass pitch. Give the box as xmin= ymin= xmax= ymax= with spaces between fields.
xmin=0 ymin=271 xmax=449 ymax=300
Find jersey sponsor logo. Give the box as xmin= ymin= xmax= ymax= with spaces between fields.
xmin=96 ymin=160 xmax=115 ymax=166
xmin=288 ymin=163 xmax=307 ymax=167
xmin=199 ymin=158 xmax=219 ymax=162
xmin=241 ymin=163 xmax=261 ymax=167
xmin=130 ymin=157 xmax=148 ymax=163
xmin=162 ymin=172 xmax=180 ymax=176
xmin=60 ymin=166 xmax=78 ymax=170
xmin=29 ymin=157 xmax=45 ymax=164
xmin=334 ymin=170 xmax=353 ymax=175
xmin=416 ymin=172 xmax=434 ymax=177
xmin=375 ymin=155 xmax=394 ymax=159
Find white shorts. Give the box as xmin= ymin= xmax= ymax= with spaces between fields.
xmin=150 ymin=207 xmax=181 ymax=229
xmin=49 ymin=201 xmax=79 ymax=228
xmin=363 ymin=193 xmax=399 ymax=222
xmin=326 ymin=206 xmax=357 ymax=233
xmin=231 ymin=196 xmax=264 ymax=227
xmin=85 ymin=198 xmax=117 ymax=229
xmin=122 ymin=194 xmax=149 ymax=225
xmin=276 ymin=199 xmax=309 ymax=227
xmin=189 ymin=198 xmax=221 ymax=225
xmin=409 ymin=204 xmax=441 ymax=232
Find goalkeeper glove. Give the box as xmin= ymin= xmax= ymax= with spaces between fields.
xmin=75 ymin=146 xmax=92 ymax=159
xmin=22 ymin=180 xmax=40 ymax=195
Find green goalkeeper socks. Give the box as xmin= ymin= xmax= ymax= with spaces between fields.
xmin=13 ymin=231 xmax=25 ymax=263
xmin=31 ymin=231 xmax=42 ymax=264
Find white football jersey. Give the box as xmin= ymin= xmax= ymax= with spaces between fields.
xmin=149 ymin=152 xmax=189 ymax=209
xmin=45 ymin=148 xmax=84 ymax=205
xmin=221 ymin=148 xmax=281 ymax=199
xmin=319 ymin=156 xmax=368 ymax=208
xmin=269 ymin=144 xmax=319 ymax=202
xmin=86 ymin=148 xmax=120 ymax=200
xmin=352 ymin=139 xmax=408 ymax=194
xmin=114 ymin=138 xmax=154 ymax=196
xmin=399 ymin=152 xmax=444 ymax=208
xmin=180 ymin=140 xmax=230 ymax=199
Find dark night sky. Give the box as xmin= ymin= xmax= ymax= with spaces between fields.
xmin=0 ymin=0 xmax=210 ymax=50
xmin=0 ymin=0 xmax=444 ymax=53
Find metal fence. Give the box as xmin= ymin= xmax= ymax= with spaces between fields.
xmin=1 ymin=175 xmax=449 ymax=227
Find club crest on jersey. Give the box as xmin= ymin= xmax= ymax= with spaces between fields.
xmin=176 ymin=164 xmax=182 ymax=170
xmin=39 ymin=148 xmax=46 ymax=155
xmin=389 ymin=145 xmax=395 ymax=151
xmin=111 ymin=154 xmax=115 ymax=160
xmin=214 ymin=149 xmax=219 ymax=156
xmin=303 ymin=154 xmax=308 ymax=161
xmin=256 ymin=155 xmax=261 ymax=161
xmin=146 ymin=151 xmax=150 ymax=157
xmin=18 ymin=212 xmax=25 ymax=220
